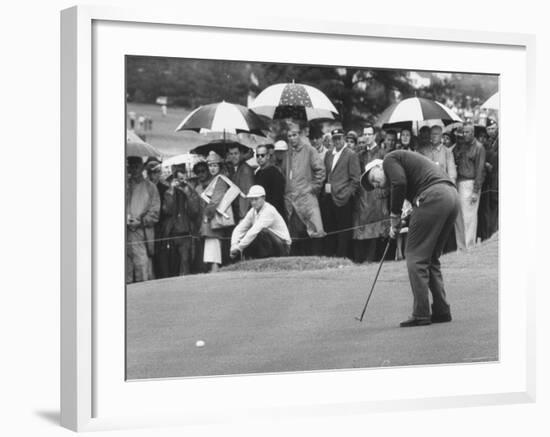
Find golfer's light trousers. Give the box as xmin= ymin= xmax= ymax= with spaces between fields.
xmin=405 ymin=183 xmax=459 ymax=320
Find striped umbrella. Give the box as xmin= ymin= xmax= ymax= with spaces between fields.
xmin=249 ymin=82 xmax=338 ymax=121
xmin=375 ymin=97 xmax=462 ymax=127
xmin=175 ymin=101 xmax=267 ymax=136
xmin=126 ymin=130 xmax=162 ymax=158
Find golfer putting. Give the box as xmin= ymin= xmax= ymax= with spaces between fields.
xmin=360 ymin=150 xmax=459 ymax=327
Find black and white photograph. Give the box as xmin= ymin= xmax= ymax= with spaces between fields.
xmin=125 ymin=56 xmax=499 ymax=380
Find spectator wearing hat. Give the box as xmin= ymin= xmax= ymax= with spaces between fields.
xmin=453 ymin=122 xmax=486 ymax=250
xmin=160 ymin=168 xmax=201 ymax=276
xmin=230 ymin=185 xmax=291 ymax=260
xmin=199 ymin=151 xmax=242 ymax=273
xmin=309 ymin=124 xmax=328 ymax=163
xmin=345 ymin=130 xmax=358 ymax=152
xmin=477 ymin=117 xmax=499 ymax=241
xmin=227 ymin=144 xmax=255 ymax=223
xmin=254 ymin=145 xmax=286 ymax=220
xmin=352 ymin=124 xmax=390 ymax=263
xmin=321 ymin=128 xmax=361 ymax=258
xmin=361 ymin=151 xmax=459 ymax=327
xmin=285 ymin=119 xmax=326 ymax=256
xmin=126 ymin=156 xmax=160 ymax=283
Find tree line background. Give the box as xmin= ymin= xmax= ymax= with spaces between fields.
xmin=126 ymin=56 xmax=498 ymax=132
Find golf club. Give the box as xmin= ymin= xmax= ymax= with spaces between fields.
xmin=355 ymin=239 xmax=391 ymax=322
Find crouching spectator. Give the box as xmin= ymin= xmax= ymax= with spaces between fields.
xmin=230 ymin=185 xmax=291 ymax=260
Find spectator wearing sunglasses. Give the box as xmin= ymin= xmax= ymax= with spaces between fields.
xmin=254 ymin=145 xmax=287 ymax=221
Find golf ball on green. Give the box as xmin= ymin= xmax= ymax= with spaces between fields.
xmin=195 ymin=340 xmax=205 ymax=347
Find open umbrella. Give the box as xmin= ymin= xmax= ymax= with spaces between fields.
xmin=175 ymin=101 xmax=268 ymax=136
xmin=249 ymin=82 xmax=338 ymax=121
xmin=481 ymin=92 xmax=499 ymax=110
xmin=189 ymin=139 xmax=251 ymax=157
xmin=126 ymin=130 xmax=162 ymax=158
xmin=376 ymin=97 xmax=462 ymax=128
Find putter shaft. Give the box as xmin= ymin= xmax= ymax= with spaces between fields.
xmin=357 ymin=240 xmax=391 ymax=322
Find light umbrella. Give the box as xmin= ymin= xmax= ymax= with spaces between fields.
xmin=175 ymin=101 xmax=268 ymax=136
xmin=249 ymin=82 xmax=338 ymax=121
xmin=126 ymin=130 xmax=162 ymax=158
xmin=481 ymin=92 xmax=499 ymax=110
xmin=376 ymin=97 xmax=462 ymax=128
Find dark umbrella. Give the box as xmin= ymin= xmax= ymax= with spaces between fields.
xmin=190 ymin=139 xmax=251 ymax=157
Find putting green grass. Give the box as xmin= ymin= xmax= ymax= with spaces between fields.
xmin=221 ymin=256 xmax=357 ymax=273
xmin=126 ymin=234 xmax=498 ymax=379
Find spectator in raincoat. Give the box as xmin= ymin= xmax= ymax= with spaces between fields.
xmin=126 ymin=156 xmax=160 ymax=283
xmin=284 ymin=119 xmax=326 ymax=255
xmin=198 ymin=151 xmax=243 ymax=272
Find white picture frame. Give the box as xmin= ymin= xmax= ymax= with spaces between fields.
xmin=60 ymin=5 xmax=536 ymax=432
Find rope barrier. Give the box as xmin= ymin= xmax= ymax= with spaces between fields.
xmin=127 ymin=187 xmax=498 ymax=246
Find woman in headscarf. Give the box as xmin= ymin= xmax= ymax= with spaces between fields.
xmin=196 ymin=151 xmax=242 ymax=272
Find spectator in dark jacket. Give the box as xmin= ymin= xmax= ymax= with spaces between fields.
xmin=161 ymin=169 xmax=201 ymax=276
xmin=254 ymin=145 xmax=286 ymax=220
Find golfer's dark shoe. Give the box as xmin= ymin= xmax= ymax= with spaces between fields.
xmin=399 ymin=318 xmax=432 ymax=327
xmin=431 ymin=313 xmax=452 ymax=323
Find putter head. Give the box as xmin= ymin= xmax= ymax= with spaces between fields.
xmin=355 ymin=316 xmax=363 ymax=322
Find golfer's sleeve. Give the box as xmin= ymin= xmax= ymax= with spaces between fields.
xmin=231 ymin=211 xmax=252 ymax=247
xmin=238 ymin=210 xmax=273 ymax=251
xmin=383 ymin=157 xmax=407 ymax=215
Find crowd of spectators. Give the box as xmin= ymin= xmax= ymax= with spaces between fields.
xmin=126 ymin=114 xmax=499 ymax=284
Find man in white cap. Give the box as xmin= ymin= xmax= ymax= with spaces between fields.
xmin=230 ymin=185 xmax=291 ymax=260
xmin=361 ymin=150 xmax=459 ymax=327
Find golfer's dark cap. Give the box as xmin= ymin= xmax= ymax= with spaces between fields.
xmin=360 ymin=159 xmax=383 ymax=191
xmin=331 ymin=128 xmax=345 ymax=137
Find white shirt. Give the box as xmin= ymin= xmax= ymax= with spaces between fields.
xmin=231 ymin=202 xmax=291 ymax=251
xmin=331 ymin=144 xmax=347 ymax=172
